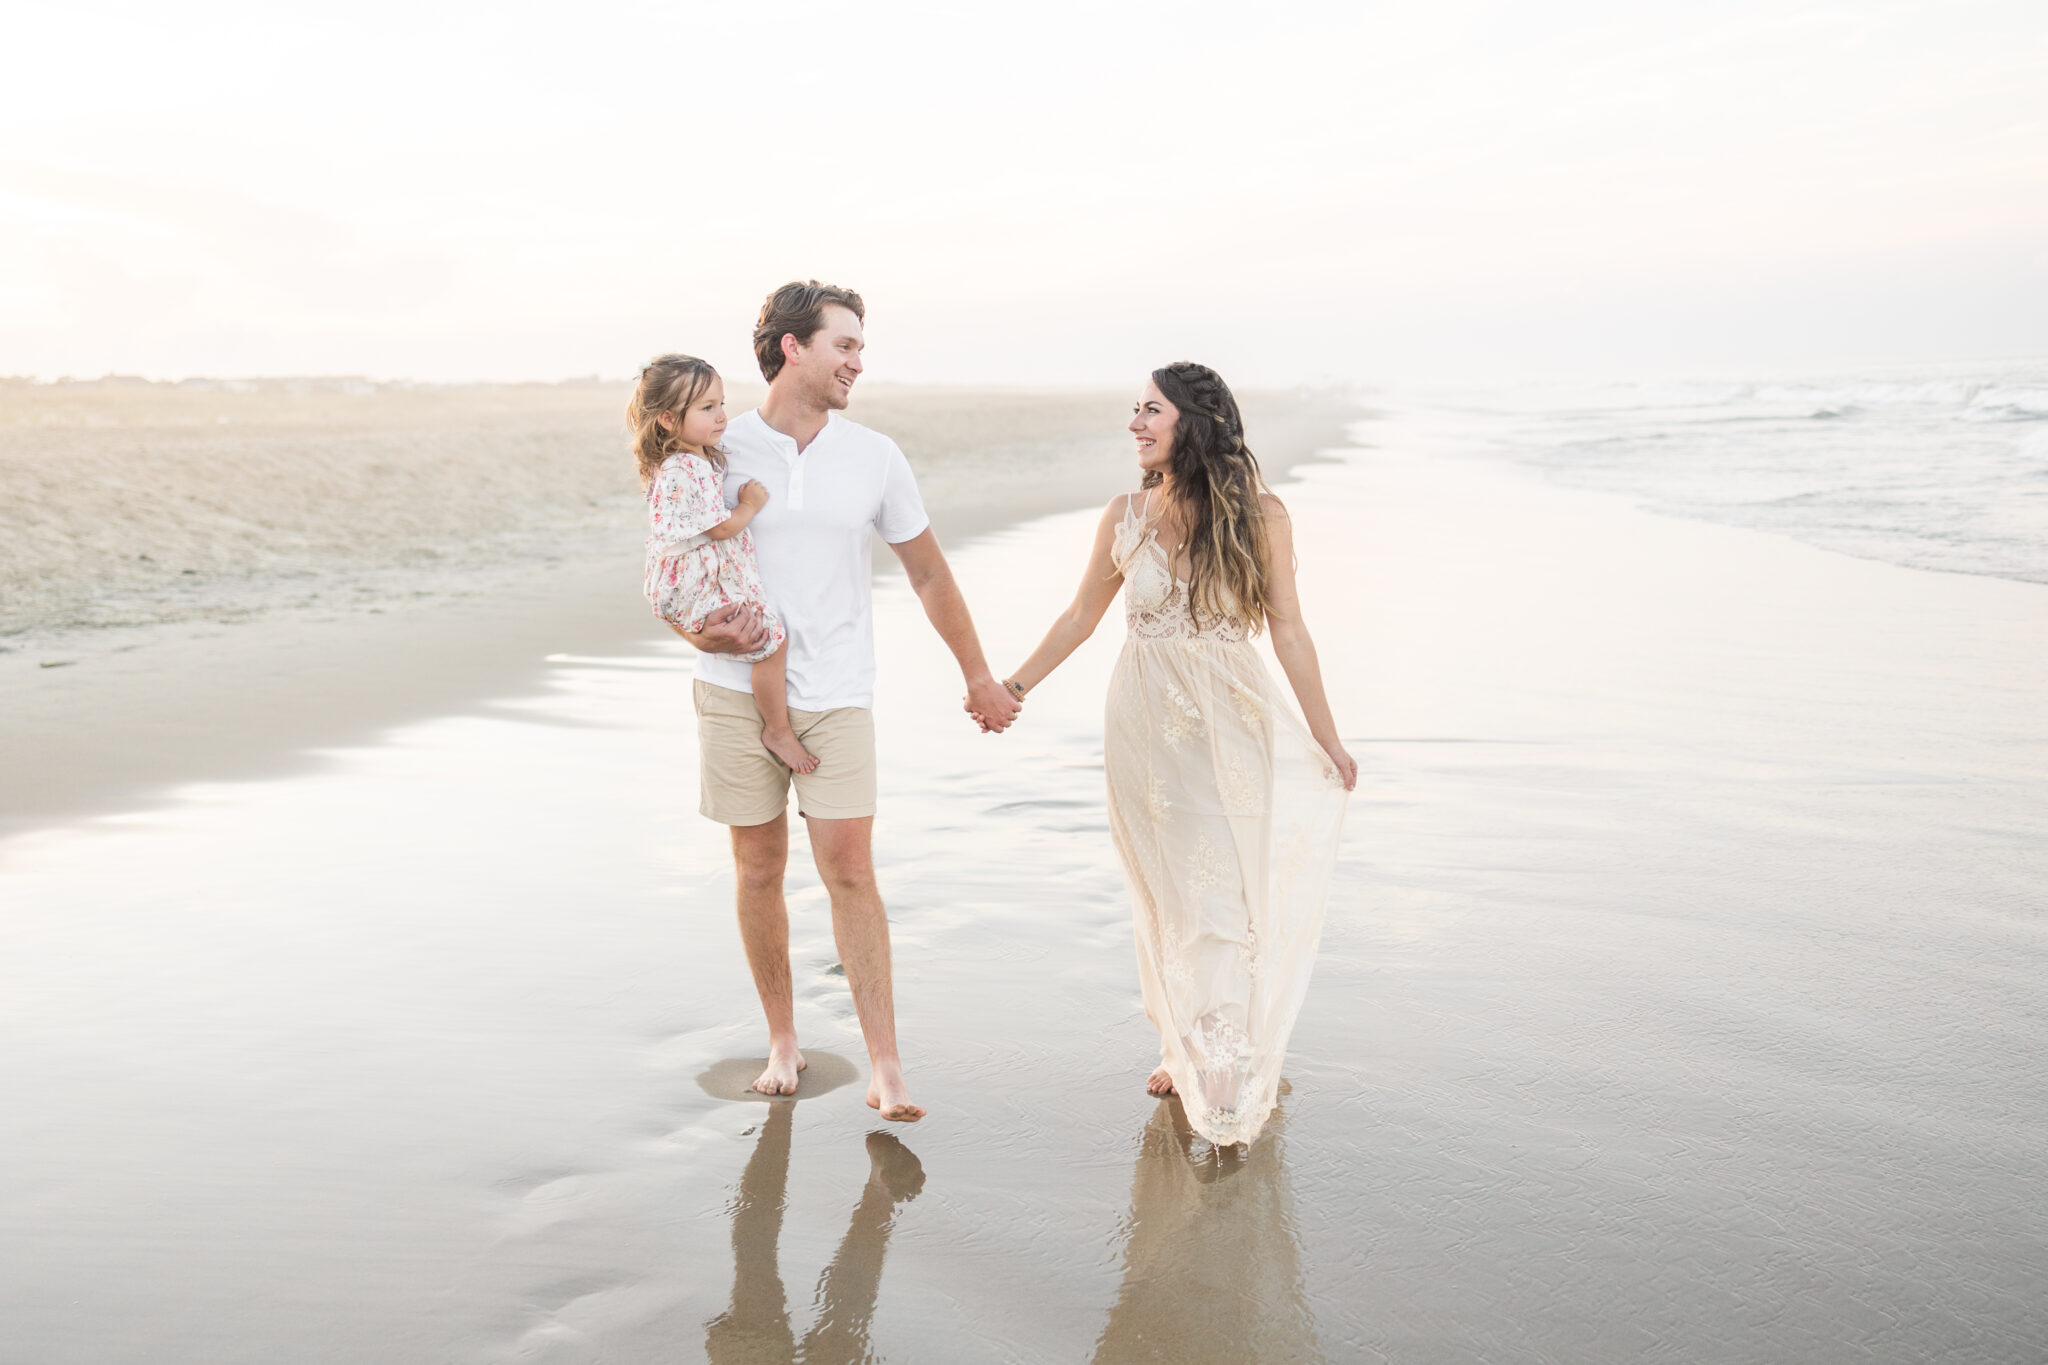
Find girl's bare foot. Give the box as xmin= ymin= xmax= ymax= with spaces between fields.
xmin=762 ymin=728 xmax=818 ymax=774
xmin=865 ymin=1066 xmax=925 ymax=1123
xmin=751 ymin=1046 xmax=806 ymax=1096
xmin=1146 ymin=1066 xmax=1177 ymax=1097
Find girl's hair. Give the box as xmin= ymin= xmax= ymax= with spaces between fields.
xmin=1142 ymin=361 xmax=1275 ymax=633
xmin=627 ymin=353 xmax=723 ymax=487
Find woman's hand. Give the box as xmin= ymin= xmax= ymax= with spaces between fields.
xmin=736 ymin=479 xmax=769 ymax=509
xmin=1322 ymin=741 xmax=1358 ymax=792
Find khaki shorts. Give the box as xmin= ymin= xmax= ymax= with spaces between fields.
xmin=693 ymin=679 xmax=877 ymax=825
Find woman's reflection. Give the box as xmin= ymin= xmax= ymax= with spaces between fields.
xmin=1092 ymin=1096 xmax=1322 ymax=1363
xmin=704 ymin=1102 xmax=926 ymax=1365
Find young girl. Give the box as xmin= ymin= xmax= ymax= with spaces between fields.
xmin=631 ymin=353 xmax=816 ymax=774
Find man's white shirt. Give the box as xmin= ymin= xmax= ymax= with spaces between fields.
xmin=695 ymin=408 xmax=930 ymax=711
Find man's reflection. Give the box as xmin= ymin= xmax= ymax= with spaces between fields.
xmin=704 ymin=1103 xmax=926 ymax=1365
xmin=1092 ymin=1096 xmax=1322 ymax=1363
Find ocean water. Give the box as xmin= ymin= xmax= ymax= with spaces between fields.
xmin=1414 ymin=360 xmax=2048 ymax=586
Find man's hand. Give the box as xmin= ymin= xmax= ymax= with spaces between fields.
xmin=674 ymin=602 xmax=772 ymax=655
xmin=963 ymin=675 xmax=1022 ymax=734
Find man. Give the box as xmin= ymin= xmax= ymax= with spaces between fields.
xmin=681 ymin=280 xmax=1021 ymax=1121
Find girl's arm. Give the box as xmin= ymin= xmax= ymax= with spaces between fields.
xmin=1006 ymin=495 xmax=1131 ymax=696
xmin=1262 ymin=496 xmax=1358 ymax=791
xmin=703 ymin=479 xmax=768 ymax=541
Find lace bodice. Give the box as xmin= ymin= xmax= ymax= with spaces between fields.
xmin=1113 ymin=493 xmax=1252 ymax=644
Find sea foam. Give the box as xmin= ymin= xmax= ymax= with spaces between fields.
xmin=1420 ymin=360 xmax=2048 ymax=585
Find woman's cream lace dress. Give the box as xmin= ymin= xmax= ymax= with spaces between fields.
xmin=1107 ymin=493 xmax=1349 ymax=1146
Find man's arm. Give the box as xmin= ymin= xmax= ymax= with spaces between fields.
xmin=672 ymin=602 xmax=773 ymax=655
xmin=888 ymin=528 xmax=1021 ymax=732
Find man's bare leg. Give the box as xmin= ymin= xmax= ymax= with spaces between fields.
xmin=806 ymin=815 xmax=923 ymax=1122
xmin=732 ymin=815 xmax=806 ymax=1095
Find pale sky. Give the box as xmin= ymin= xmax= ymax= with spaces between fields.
xmin=3 ymin=0 xmax=2044 ymax=386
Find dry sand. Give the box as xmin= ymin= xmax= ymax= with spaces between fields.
xmin=1 ymin=378 xmax=638 ymax=636
xmin=2 ymin=406 xmax=2044 ymax=1362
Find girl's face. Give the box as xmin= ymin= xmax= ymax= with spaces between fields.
xmin=1130 ymin=380 xmax=1177 ymax=474
xmin=669 ymin=374 xmax=727 ymax=451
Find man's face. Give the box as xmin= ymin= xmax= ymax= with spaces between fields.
xmin=786 ymin=304 xmax=865 ymax=410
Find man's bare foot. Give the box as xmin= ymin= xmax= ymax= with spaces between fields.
xmin=751 ymin=1046 xmax=806 ymax=1096
xmin=1146 ymin=1066 xmax=1178 ymax=1097
xmin=762 ymin=727 xmax=818 ymax=774
xmin=865 ymin=1070 xmax=925 ymax=1123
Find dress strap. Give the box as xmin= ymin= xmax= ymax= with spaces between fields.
xmin=1112 ymin=490 xmax=1149 ymax=575
xmin=1120 ymin=488 xmax=1152 ymax=533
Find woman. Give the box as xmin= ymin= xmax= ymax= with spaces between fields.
xmin=1002 ymin=362 xmax=1355 ymax=1146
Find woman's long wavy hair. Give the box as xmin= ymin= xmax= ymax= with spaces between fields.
xmin=1142 ymin=361 xmax=1274 ymax=633
xmin=627 ymin=353 xmax=723 ymax=488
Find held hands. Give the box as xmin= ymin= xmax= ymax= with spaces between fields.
xmin=963 ymin=675 xmax=1023 ymax=734
xmin=737 ymin=479 xmax=769 ymax=510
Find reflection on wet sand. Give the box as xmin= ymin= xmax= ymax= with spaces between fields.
xmin=704 ymin=1103 xmax=926 ymax=1365
xmin=1094 ymin=1098 xmax=1322 ymax=1364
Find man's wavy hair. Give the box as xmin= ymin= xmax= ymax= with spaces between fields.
xmin=1141 ymin=361 xmax=1275 ymax=633
xmin=752 ymin=279 xmax=865 ymax=382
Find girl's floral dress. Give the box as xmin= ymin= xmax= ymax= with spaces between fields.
xmin=643 ymin=450 xmax=784 ymax=664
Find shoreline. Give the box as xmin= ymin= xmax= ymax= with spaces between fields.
xmin=0 ymin=388 xmax=1362 ymax=839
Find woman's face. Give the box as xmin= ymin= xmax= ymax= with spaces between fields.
xmin=673 ymin=374 xmax=727 ymax=450
xmin=1130 ymin=380 xmax=1177 ymax=474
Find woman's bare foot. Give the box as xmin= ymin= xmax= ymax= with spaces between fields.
xmin=865 ymin=1065 xmax=925 ymax=1122
xmin=761 ymin=727 xmax=818 ymax=774
xmin=1146 ymin=1066 xmax=1177 ymax=1097
xmin=751 ymin=1046 xmax=806 ymax=1096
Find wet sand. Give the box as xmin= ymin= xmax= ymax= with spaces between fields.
xmin=3 ymin=411 xmax=2046 ymax=1362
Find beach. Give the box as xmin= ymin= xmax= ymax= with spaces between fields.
xmin=4 ymin=387 xmax=2047 ymax=1362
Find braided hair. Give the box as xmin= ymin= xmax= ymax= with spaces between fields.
xmin=1143 ymin=361 xmax=1274 ymax=634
